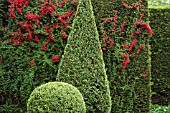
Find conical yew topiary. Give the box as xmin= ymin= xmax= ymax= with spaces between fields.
xmin=56 ymin=0 xmax=111 ymax=112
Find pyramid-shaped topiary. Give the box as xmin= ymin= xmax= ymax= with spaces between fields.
xmin=56 ymin=0 xmax=111 ymax=112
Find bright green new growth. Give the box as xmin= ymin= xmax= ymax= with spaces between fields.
xmin=27 ymin=82 xmax=86 ymax=113
xmin=56 ymin=0 xmax=111 ymax=112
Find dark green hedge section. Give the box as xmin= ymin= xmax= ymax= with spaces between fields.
xmin=56 ymin=0 xmax=112 ymax=112
xmin=0 ymin=0 xmax=78 ymax=112
xmin=149 ymin=6 xmax=170 ymax=105
xmin=27 ymin=82 xmax=86 ymax=113
xmin=91 ymin=0 xmax=151 ymax=112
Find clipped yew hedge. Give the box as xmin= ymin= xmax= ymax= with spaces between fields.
xmin=27 ymin=82 xmax=86 ymax=113
xmin=91 ymin=0 xmax=151 ymax=112
xmin=149 ymin=6 xmax=170 ymax=105
xmin=0 ymin=0 xmax=78 ymax=112
xmin=56 ymin=0 xmax=111 ymax=112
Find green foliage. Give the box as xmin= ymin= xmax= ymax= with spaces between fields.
xmin=91 ymin=0 xmax=151 ymax=112
xmin=56 ymin=0 xmax=111 ymax=112
xmin=27 ymin=82 xmax=86 ymax=113
xmin=148 ymin=0 xmax=170 ymax=6
xmin=0 ymin=0 xmax=9 ymax=37
xmin=149 ymin=7 xmax=170 ymax=105
xmin=0 ymin=0 xmax=78 ymax=112
xmin=151 ymin=104 xmax=170 ymax=113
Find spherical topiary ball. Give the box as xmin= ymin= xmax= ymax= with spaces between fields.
xmin=27 ymin=82 xmax=86 ymax=113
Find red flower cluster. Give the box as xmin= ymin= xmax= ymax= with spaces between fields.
xmin=5 ymin=0 xmax=78 ymax=52
xmin=142 ymin=72 xmax=148 ymax=78
xmin=8 ymin=0 xmax=30 ymax=18
xmin=101 ymin=10 xmax=118 ymax=32
xmin=100 ymin=0 xmax=153 ymax=72
xmin=26 ymin=11 xmax=40 ymax=26
xmin=30 ymin=60 xmax=35 ymax=67
xmin=62 ymin=31 xmax=67 ymax=39
xmin=121 ymin=53 xmax=130 ymax=70
xmin=132 ymin=44 xmax=144 ymax=58
xmin=41 ymin=35 xmax=56 ymax=51
xmin=56 ymin=10 xmax=72 ymax=28
xmin=100 ymin=23 xmax=115 ymax=50
xmin=134 ymin=21 xmax=153 ymax=37
xmin=40 ymin=1 xmax=56 ymax=16
xmin=51 ymin=55 xmax=60 ymax=63
xmin=112 ymin=10 xmax=118 ymax=32
xmin=122 ymin=0 xmax=142 ymax=13
xmin=57 ymin=0 xmax=69 ymax=8
xmin=119 ymin=20 xmax=128 ymax=35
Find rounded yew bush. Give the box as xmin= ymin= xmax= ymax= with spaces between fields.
xmin=27 ymin=82 xmax=86 ymax=113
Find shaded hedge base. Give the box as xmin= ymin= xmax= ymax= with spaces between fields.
xmin=149 ymin=7 xmax=170 ymax=105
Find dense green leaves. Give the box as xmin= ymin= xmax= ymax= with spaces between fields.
xmin=27 ymin=82 xmax=86 ymax=113
xmin=149 ymin=7 xmax=170 ymax=105
xmin=91 ymin=0 xmax=151 ymax=112
xmin=56 ymin=0 xmax=111 ymax=112
xmin=0 ymin=0 xmax=78 ymax=112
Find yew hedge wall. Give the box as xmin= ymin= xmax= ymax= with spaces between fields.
xmin=0 ymin=0 xmax=78 ymax=112
xmin=56 ymin=0 xmax=111 ymax=112
xmin=91 ymin=0 xmax=151 ymax=112
xmin=149 ymin=6 xmax=170 ymax=105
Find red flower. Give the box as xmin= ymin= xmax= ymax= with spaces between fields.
xmin=119 ymin=20 xmax=128 ymax=35
xmin=41 ymin=44 xmax=48 ymax=51
xmin=33 ymin=36 xmax=40 ymax=43
xmin=102 ymin=48 xmax=107 ymax=51
xmin=58 ymin=10 xmax=72 ymax=19
xmin=109 ymin=41 xmax=114 ymax=48
xmin=30 ymin=60 xmax=35 ymax=67
xmin=128 ymin=38 xmax=137 ymax=52
xmin=142 ymin=72 xmax=148 ymax=78
xmin=119 ymin=52 xmax=125 ymax=57
xmin=9 ymin=0 xmax=30 ymax=18
xmin=16 ymin=21 xmax=23 ymax=26
xmin=40 ymin=1 xmax=56 ymax=16
xmin=103 ymin=38 xmax=107 ymax=47
xmin=13 ymin=39 xmax=20 ymax=45
xmin=58 ymin=0 xmax=68 ymax=8
xmin=44 ymin=26 xmax=50 ymax=29
xmin=51 ymin=55 xmax=60 ymax=63
xmin=26 ymin=11 xmax=40 ymax=22
xmin=53 ymin=23 xmax=58 ymax=28
xmin=28 ymin=33 xmax=33 ymax=41
xmin=48 ymin=35 xmax=56 ymax=42
xmin=134 ymin=21 xmax=154 ymax=37
xmin=21 ymin=34 xmax=28 ymax=41
xmin=62 ymin=32 xmax=67 ymax=39
xmin=41 ymin=37 xmax=52 ymax=51
xmin=139 ymin=12 xmax=144 ymax=20
xmin=9 ymin=7 xmax=16 ymax=18
xmin=61 ymin=23 xmax=70 ymax=29
xmin=73 ymin=11 xmax=77 ymax=15
xmin=121 ymin=53 xmax=130 ymax=69
xmin=100 ymin=23 xmax=109 ymax=39
xmin=111 ymin=10 xmax=118 ymax=32
xmin=4 ymin=27 xmax=8 ymax=32
xmin=122 ymin=44 xmax=127 ymax=49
